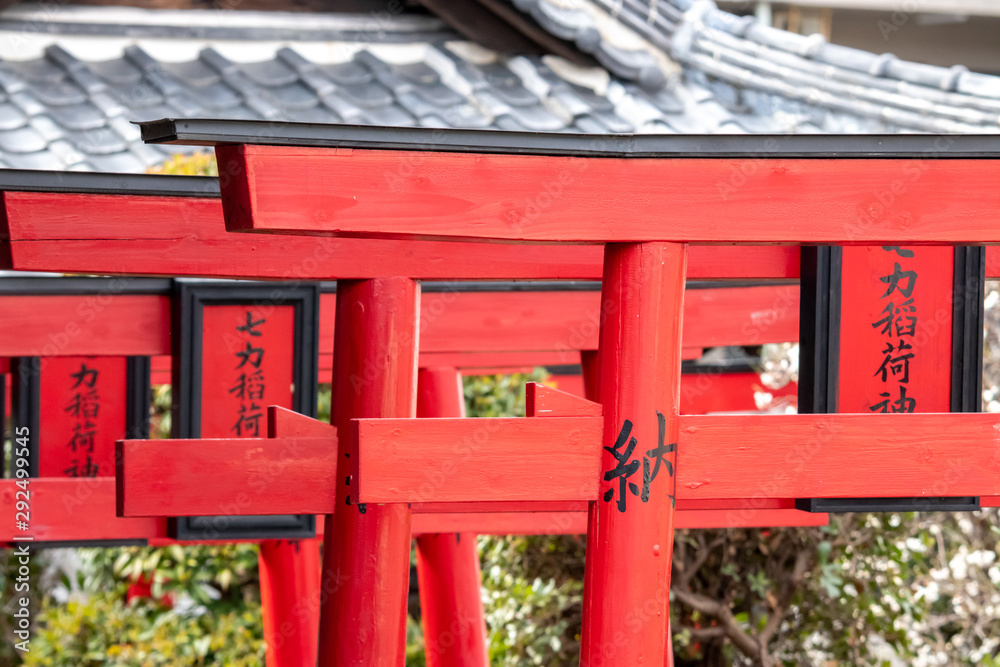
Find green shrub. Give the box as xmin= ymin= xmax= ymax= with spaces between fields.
xmin=24 ymin=594 xmax=263 ymax=666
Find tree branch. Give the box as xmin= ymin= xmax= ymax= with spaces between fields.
xmin=672 ymin=588 xmax=761 ymax=659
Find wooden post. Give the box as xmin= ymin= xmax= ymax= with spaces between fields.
xmin=259 ymin=539 xmax=321 ymax=667
xmin=582 ymin=242 xmax=686 ymax=667
xmin=318 ymin=277 xmax=419 ymax=666
xmin=414 ymin=367 xmax=489 ymax=667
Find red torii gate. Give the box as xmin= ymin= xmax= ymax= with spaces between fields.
xmin=121 ymin=121 xmax=1000 ymax=666
xmin=0 ymin=169 xmax=806 ymax=666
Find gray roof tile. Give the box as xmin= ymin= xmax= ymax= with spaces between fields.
xmin=240 ymin=59 xmax=299 ymax=87
xmin=362 ymin=104 xmax=417 ymax=127
xmin=89 ymin=57 xmax=144 ymax=85
xmin=338 ymin=82 xmax=394 ymax=108
xmin=2 ymin=149 xmax=64 ymax=170
xmin=183 ymin=80 xmax=241 ymax=111
xmin=0 ymin=126 xmax=48 ymax=154
xmin=106 ymin=81 xmax=165 ymax=108
xmin=47 ymin=101 xmax=106 ymax=131
xmin=70 ymin=125 xmax=129 ymax=155
xmin=2 ymin=58 xmax=64 ymax=84
xmin=0 ymin=103 xmax=26 ymax=131
xmin=318 ymin=60 xmax=373 ymax=86
xmin=157 ymin=58 xmax=222 ymax=87
xmin=25 ymin=79 xmax=87 ymax=107
xmin=8 ymin=91 xmax=46 ymax=117
xmin=83 ymin=150 xmax=146 ymax=172
xmin=27 ymin=115 xmax=65 ymax=143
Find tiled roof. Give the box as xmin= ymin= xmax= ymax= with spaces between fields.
xmin=0 ymin=0 xmax=996 ymax=172
xmin=515 ymin=0 xmax=1000 ymax=133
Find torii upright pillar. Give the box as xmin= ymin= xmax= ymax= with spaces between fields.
xmin=415 ymin=367 xmax=489 ymax=667
xmin=582 ymin=243 xmax=685 ymax=666
xmin=318 ymin=277 xmax=419 ymax=666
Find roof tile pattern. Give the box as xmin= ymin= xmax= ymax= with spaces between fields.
xmin=0 ymin=0 xmax=998 ymax=171
xmin=515 ymin=0 xmax=1000 ymax=133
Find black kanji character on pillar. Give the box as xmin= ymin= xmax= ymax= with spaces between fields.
xmin=882 ymin=246 xmax=915 ymax=258
xmin=70 ymin=363 xmax=99 ymax=389
xmin=604 ymin=419 xmax=640 ymax=513
xmin=64 ymin=455 xmax=100 ymax=478
xmin=871 ymin=298 xmax=917 ymax=337
xmin=870 ymin=386 xmax=917 ymax=414
xmin=641 ymin=411 xmax=676 ymax=504
xmin=879 ymin=263 xmax=918 ymax=299
xmin=229 ymin=369 xmax=265 ymax=400
xmin=892 ymin=386 xmax=917 ymax=413
xmin=874 ymin=339 xmax=914 ymax=383
xmin=67 ymin=421 xmax=97 ymax=453
xmin=236 ymin=342 xmax=265 ymax=369
xmin=237 ymin=311 xmax=265 ymax=337
xmin=232 ymin=403 xmax=264 ymax=437
xmin=65 ymin=389 xmax=99 ymax=419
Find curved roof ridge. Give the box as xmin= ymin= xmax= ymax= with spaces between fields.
xmin=520 ymin=0 xmax=1000 ymax=132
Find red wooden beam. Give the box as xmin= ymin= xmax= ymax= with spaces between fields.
xmin=352 ymin=416 xmax=603 ymax=504
xmin=116 ymin=437 xmax=338 ymax=517
xmin=677 ymin=413 xmax=1000 ymax=499
xmin=1 ymin=190 xmax=799 ymax=279
xmin=410 ymin=508 xmax=828 ymax=535
xmin=352 ymin=412 xmax=1000 ymax=503
xmin=219 ymin=145 xmax=1000 ymax=245
xmin=0 ymin=479 xmax=828 ymax=546
xmin=319 ymin=286 xmax=800 ymax=358
xmin=0 ymin=285 xmax=794 ymax=361
xmin=0 ymin=295 xmax=170 ymax=356
xmin=525 ymin=382 xmax=602 ymax=417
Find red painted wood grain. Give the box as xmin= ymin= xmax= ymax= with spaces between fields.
xmin=677 ymin=413 xmax=1000 ymax=499
xmin=3 ymin=189 xmax=800 ymax=280
xmin=353 ymin=416 xmax=603 ymax=504
xmin=0 ymin=295 xmax=170 ymax=356
xmin=222 ymin=145 xmax=1000 ymax=245
xmin=116 ymin=437 xmax=338 ymax=516
xmin=526 ymin=381 xmax=602 ymax=417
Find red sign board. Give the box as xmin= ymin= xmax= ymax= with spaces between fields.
xmin=38 ymin=356 xmax=127 ymax=477
xmin=838 ymin=246 xmax=954 ymax=413
xmin=200 ymin=305 xmax=296 ymax=438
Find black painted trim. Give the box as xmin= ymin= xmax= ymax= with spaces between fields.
xmin=798 ymin=247 xmax=841 ymax=415
xmin=0 ymin=277 xmax=172 ymax=296
xmin=0 ymin=370 xmax=6 ymax=476
xmin=11 ymin=357 xmax=40 ymax=478
xmin=170 ymin=280 xmax=319 ymax=540
xmin=796 ymin=497 xmax=980 ymax=513
xmin=0 ymin=169 xmax=218 ymax=197
xmin=139 ymin=120 xmax=1000 ymax=157
xmin=27 ymin=539 xmax=150 ymax=549
xmin=126 ymin=357 xmax=152 ymax=440
xmin=951 ymin=247 xmax=986 ymax=413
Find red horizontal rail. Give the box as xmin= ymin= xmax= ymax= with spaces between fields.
xmin=221 ymin=145 xmax=1000 ymax=245
xmin=115 ymin=437 xmax=339 ymax=517
xmin=0 ymin=285 xmax=797 ymax=359
xmin=1 ymin=479 xmax=827 ymax=545
xmin=2 ymin=190 xmax=799 ymax=280
xmin=354 ymin=413 xmax=1000 ymax=504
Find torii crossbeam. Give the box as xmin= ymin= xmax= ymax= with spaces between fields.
xmin=132 ymin=120 xmax=1000 ymax=666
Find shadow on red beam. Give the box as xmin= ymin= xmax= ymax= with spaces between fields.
xmin=411 ymin=508 xmax=828 ymax=535
xmin=1 ymin=478 xmax=828 ymax=546
xmin=0 ymin=189 xmax=801 ymax=279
